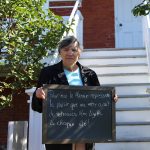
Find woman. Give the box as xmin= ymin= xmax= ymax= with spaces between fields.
xmin=32 ymin=36 xmax=117 ymax=150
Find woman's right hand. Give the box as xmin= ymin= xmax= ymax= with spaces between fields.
xmin=36 ymin=87 xmax=45 ymax=100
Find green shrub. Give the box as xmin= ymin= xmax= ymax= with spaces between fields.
xmin=0 ymin=0 xmax=71 ymax=108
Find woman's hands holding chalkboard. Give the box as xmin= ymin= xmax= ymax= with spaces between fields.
xmin=36 ymin=87 xmax=45 ymax=100
xmin=35 ymin=87 xmax=118 ymax=103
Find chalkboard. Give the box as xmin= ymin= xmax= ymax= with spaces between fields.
xmin=42 ymin=84 xmax=116 ymax=144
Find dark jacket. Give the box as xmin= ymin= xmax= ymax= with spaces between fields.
xmin=31 ymin=61 xmax=100 ymax=150
xmin=32 ymin=61 xmax=100 ymax=113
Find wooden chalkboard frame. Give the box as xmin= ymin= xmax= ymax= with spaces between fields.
xmin=42 ymin=84 xmax=116 ymax=144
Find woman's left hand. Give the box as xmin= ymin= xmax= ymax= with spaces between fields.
xmin=114 ymin=94 xmax=118 ymax=102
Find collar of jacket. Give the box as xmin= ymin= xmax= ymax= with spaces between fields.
xmin=56 ymin=60 xmax=88 ymax=86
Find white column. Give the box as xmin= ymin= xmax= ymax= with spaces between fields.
xmin=26 ymin=88 xmax=45 ymax=150
xmin=43 ymin=0 xmax=49 ymax=14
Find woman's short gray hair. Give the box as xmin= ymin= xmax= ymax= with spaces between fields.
xmin=58 ymin=36 xmax=80 ymax=53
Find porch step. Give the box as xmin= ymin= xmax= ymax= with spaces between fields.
xmin=89 ymin=65 xmax=148 ymax=74
xmin=95 ymin=142 xmax=150 ymax=150
xmin=81 ymin=49 xmax=146 ymax=58
xmin=116 ymin=125 xmax=150 ymax=141
xmin=86 ymin=63 xmax=147 ymax=67
xmin=95 ymin=125 xmax=150 ymax=149
xmin=103 ymin=83 xmax=150 ymax=95
xmin=84 ymin=48 xmax=150 ymax=149
xmin=98 ymin=73 xmax=149 ymax=84
xmin=116 ymin=110 xmax=150 ymax=123
xmin=116 ymin=97 xmax=150 ymax=109
xmin=116 ymin=84 xmax=150 ymax=95
xmin=79 ymin=58 xmax=147 ymax=66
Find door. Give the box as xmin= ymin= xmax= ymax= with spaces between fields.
xmin=115 ymin=0 xmax=144 ymax=48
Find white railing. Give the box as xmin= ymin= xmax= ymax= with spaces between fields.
xmin=67 ymin=10 xmax=83 ymax=48
xmin=26 ymin=1 xmax=83 ymax=150
xmin=26 ymin=88 xmax=45 ymax=150
xmin=42 ymin=0 xmax=83 ymax=66
xmin=49 ymin=0 xmax=83 ymax=45
xmin=143 ymin=14 xmax=150 ymax=73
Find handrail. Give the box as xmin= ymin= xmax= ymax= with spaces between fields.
xmin=147 ymin=15 xmax=150 ymax=28
xmin=68 ymin=10 xmax=83 ymax=47
xmin=49 ymin=0 xmax=83 ymax=42
xmin=143 ymin=14 xmax=150 ymax=73
xmin=142 ymin=0 xmax=150 ymax=74
xmin=49 ymin=0 xmax=82 ymax=26
xmin=41 ymin=0 xmax=83 ymax=66
xmin=50 ymin=0 xmax=79 ymax=1
xmin=68 ymin=0 xmax=81 ymax=24
xmin=58 ymin=0 xmax=82 ymax=37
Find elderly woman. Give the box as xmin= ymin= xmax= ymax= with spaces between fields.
xmin=32 ymin=36 xmax=117 ymax=150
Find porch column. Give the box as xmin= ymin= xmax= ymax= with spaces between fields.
xmin=26 ymin=88 xmax=45 ymax=150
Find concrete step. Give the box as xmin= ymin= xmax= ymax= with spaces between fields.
xmin=81 ymin=49 xmax=146 ymax=58
xmin=79 ymin=57 xmax=147 ymax=66
xmin=98 ymin=74 xmax=149 ymax=84
xmin=95 ymin=142 xmax=150 ymax=150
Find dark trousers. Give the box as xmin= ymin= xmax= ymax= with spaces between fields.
xmin=45 ymin=144 xmax=72 ymax=150
xmin=45 ymin=143 xmax=93 ymax=150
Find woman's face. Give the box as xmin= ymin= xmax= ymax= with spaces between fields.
xmin=59 ymin=41 xmax=81 ymax=69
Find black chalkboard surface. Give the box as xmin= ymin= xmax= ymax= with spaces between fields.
xmin=42 ymin=84 xmax=116 ymax=144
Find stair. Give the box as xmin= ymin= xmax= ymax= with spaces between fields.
xmin=79 ymin=48 xmax=150 ymax=150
